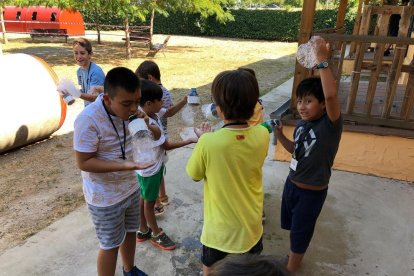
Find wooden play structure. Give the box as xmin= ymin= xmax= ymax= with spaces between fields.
xmin=290 ymin=0 xmax=414 ymax=131
xmin=273 ymin=0 xmax=414 ymax=182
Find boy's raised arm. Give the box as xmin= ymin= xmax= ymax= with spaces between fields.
xmin=315 ymin=37 xmax=341 ymax=123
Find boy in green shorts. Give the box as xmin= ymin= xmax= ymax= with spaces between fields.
xmin=135 ymin=80 xmax=197 ymax=250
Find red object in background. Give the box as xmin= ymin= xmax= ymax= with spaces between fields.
xmin=2 ymin=6 xmax=85 ymax=36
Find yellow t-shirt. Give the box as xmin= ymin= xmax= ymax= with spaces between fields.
xmin=247 ymin=101 xmax=265 ymax=126
xmin=186 ymin=125 xmax=269 ymax=253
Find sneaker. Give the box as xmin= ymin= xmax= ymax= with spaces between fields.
xmin=154 ymin=205 xmax=165 ymax=216
xmin=123 ymin=266 xmax=148 ymax=276
xmin=150 ymin=231 xmax=176 ymax=250
xmin=136 ymin=228 xmax=152 ymax=242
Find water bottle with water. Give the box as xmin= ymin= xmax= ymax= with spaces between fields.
xmin=128 ymin=115 xmax=158 ymax=166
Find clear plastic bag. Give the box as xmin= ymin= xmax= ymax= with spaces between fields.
xmin=296 ymin=36 xmax=319 ymax=69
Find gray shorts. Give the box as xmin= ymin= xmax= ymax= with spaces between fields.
xmin=87 ymin=190 xmax=140 ymax=250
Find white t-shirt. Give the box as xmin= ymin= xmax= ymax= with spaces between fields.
xmin=136 ymin=111 xmax=166 ymax=177
xmin=73 ymin=95 xmax=138 ymax=207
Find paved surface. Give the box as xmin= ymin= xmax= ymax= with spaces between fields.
xmin=1 ymin=79 xmax=413 ymax=276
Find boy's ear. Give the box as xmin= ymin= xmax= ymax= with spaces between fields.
xmin=102 ymin=94 xmax=111 ymax=106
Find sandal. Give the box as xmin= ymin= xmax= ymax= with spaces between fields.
xmin=159 ymin=195 xmax=169 ymax=206
xmin=154 ymin=205 xmax=165 ymax=216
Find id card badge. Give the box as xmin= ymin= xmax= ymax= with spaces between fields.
xmin=290 ymin=158 xmax=298 ymax=171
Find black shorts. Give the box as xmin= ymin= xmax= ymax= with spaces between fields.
xmin=201 ymin=237 xmax=263 ymax=267
xmin=281 ymin=177 xmax=327 ymax=254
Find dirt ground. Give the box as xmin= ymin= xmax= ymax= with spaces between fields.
xmin=0 ymin=33 xmax=297 ymax=253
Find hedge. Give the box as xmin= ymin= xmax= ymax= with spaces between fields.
xmin=82 ymin=9 xmax=357 ymax=42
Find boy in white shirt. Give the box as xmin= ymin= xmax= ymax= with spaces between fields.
xmin=74 ymin=67 xmax=149 ymax=276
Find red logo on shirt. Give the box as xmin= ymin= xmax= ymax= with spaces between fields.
xmin=236 ymin=135 xmax=245 ymax=141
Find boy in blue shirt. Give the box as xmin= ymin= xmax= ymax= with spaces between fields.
xmin=72 ymin=38 xmax=105 ymax=106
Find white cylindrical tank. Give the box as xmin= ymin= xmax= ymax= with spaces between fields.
xmin=0 ymin=53 xmax=66 ymax=153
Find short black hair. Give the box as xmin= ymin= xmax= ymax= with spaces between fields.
xmin=209 ymin=254 xmax=289 ymax=276
xmin=104 ymin=67 xmax=140 ymax=98
xmin=237 ymin=67 xmax=256 ymax=78
xmin=139 ymin=79 xmax=163 ymax=106
xmin=212 ymin=70 xmax=259 ymax=121
xmin=296 ymin=77 xmax=324 ymax=102
xmin=135 ymin=60 xmax=161 ymax=81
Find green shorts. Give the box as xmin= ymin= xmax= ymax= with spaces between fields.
xmin=137 ymin=165 xmax=164 ymax=201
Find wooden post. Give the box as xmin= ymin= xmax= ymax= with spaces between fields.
xmin=349 ymin=0 xmax=365 ymax=57
xmin=291 ymin=0 xmax=317 ymax=111
xmin=346 ymin=5 xmax=372 ymax=114
xmin=401 ymin=71 xmax=414 ymax=120
xmin=0 ymin=7 xmax=8 ymax=44
xmin=336 ymin=0 xmax=348 ymax=29
xmin=382 ymin=6 xmax=412 ymax=118
xmin=364 ymin=11 xmax=391 ymax=115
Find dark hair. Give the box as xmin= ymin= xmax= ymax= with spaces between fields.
xmin=139 ymin=79 xmax=163 ymax=106
xmin=237 ymin=67 xmax=256 ymax=78
xmin=212 ymin=70 xmax=259 ymax=121
xmin=209 ymin=254 xmax=289 ymax=276
xmin=104 ymin=67 xmax=140 ymax=98
xmin=136 ymin=60 xmax=161 ymax=81
xmin=296 ymin=77 xmax=324 ymax=102
xmin=72 ymin=38 xmax=92 ymax=54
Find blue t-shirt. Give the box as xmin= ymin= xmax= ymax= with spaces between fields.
xmin=77 ymin=62 xmax=105 ymax=107
xmin=289 ymin=113 xmax=343 ymax=186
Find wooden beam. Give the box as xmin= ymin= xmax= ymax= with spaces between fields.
xmin=336 ymin=0 xmax=349 ymax=29
xmin=291 ymin=0 xmax=317 ymax=110
xmin=315 ymin=33 xmax=414 ymax=44
xmin=343 ymin=114 xmax=414 ymax=130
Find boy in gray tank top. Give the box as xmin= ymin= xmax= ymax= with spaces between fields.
xmin=274 ymin=36 xmax=343 ymax=273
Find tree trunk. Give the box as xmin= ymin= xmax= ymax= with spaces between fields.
xmin=97 ymin=24 xmax=101 ymax=44
xmin=124 ymin=17 xmax=131 ymax=59
xmin=0 ymin=7 xmax=8 ymax=44
xmin=150 ymin=8 xmax=155 ymax=50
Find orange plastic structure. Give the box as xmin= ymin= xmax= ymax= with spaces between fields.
xmin=3 ymin=6 xmax=85 ymax=37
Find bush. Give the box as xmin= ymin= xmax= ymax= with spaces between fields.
xmin=82 ymin=9 xmax=356 ymax=42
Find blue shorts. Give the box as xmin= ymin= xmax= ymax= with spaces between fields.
xmin=281 ymin=177 xmax=327 ymax=254
xmin=87 ymin=190 xmax=140 ymax=250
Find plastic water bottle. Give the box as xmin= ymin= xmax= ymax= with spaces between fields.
xmin=261 ymin=119 xmax=280 ymax=133
xmin=261 ymin=119 xmax=281 ymax=145
xmin=202 ymin=103 xmax=218 ymax=121
xmin=57 ymin=78 xmax=81 ymax=105
xmin=187 ymin=88 xmax=200 ymax=105
xmin=128 ymin=115 xmax=157 ymax=166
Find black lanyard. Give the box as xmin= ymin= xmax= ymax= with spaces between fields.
xmin=222 ymin=121 xmax=247 ymax=128
xmin=102 ymin=100 xmax=126 ymax=160
xmin=81 ymin=62 xmax=92 ymax=93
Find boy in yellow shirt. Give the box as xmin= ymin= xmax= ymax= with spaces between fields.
xmin=186 ymin=70 xmax=270 ymax=275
